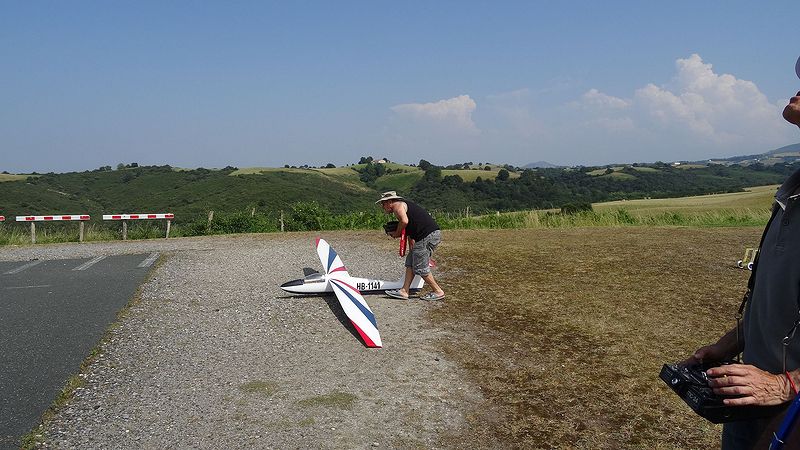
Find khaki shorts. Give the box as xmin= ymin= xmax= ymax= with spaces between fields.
xmin=405 ymin=230 xmax=441 ymax=276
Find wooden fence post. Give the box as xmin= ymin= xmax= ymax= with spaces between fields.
xmin=207 ymin=210 xmax=214 ymax=233
xmin=280 ymin=210 xmax=285 ymax=232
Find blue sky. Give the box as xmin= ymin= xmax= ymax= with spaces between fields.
xmin=2 ymin=1 xmax=799 ymax=173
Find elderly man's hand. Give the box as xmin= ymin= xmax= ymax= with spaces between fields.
xmin=706 ymin=364 xmax=792 ymax=406
xmin=784 ymin=91 xmax=800 ymax=127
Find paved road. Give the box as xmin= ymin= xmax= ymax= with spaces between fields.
xmin=0 ymin=253 xmax=159 ymax=450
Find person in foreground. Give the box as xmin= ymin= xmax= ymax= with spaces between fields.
xmin=683 ymin=90 xmax=800 ymax=449
xmin=377 ymin=191 xmax=445 ymax=301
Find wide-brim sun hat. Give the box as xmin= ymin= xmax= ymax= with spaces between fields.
xmin=376 ymin=191 xmax=403 ymax=203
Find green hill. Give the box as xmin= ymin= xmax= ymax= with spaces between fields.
xmin=1 ymin=160 xmax=797 ymax=226
xmin=0 ymin=166 xmax=380 ymax=222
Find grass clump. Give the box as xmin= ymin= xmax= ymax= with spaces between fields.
xmin=239 ymin=381 xmax=280 ymax=397
xmin=296 ymin=392 xmax=357 ymax=410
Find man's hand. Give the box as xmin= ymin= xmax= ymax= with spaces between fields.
xmin=784 ymin=91 xmax=800 ymax=127
xmin=681 ymin=343 xmax=730 ymax=367
xmin=706 ymin=364 xmax=792 ymax=406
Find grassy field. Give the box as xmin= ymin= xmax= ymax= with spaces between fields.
xmin=433 ymin=227 xmax=759 ymax=448
xmin=0 ymin=173 xmax=32 ymax=182
xmin=593 ymin=184 xmax=777 ymax=215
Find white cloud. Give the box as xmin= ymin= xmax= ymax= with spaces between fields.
xmin=379 ymin=55 xmax=795 ymax=167
xmin=582 ymin=89 xmax=631 ymax=110
xmin=390 ymin=95 xmax=479 ymax=134
xmin=631 ymin=54 xmax=783 ymax=142
xmin=568 ymin=53 xmax=793 ymax=161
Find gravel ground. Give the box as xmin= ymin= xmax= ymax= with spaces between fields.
xmin=1 ymin=231 xmax=482 ymax=449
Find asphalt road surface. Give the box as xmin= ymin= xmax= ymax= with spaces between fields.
xmin=0 ymin=253 xmax=159 ymax=450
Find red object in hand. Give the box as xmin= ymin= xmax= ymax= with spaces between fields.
xmin=399 ymin=229 xmax=407 ymax=256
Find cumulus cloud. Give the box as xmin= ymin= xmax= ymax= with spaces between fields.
xmin=559 ymin=53 xmax=796 ymax=165
xmin=582 ymin=89 xmax=631 ymax=110
xmin=587 ymin=54 xmax=787 ymax=144
xmin=390 ymin=95 xmax=479 ymax=134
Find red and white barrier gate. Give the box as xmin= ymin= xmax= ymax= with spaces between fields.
xmin=102 ymin=213 xmax=174 ymax=240
xmin=0 ymin=216 xmax=4 ymax=222
xmin=15 ymin=214 xmax=91 ymax=243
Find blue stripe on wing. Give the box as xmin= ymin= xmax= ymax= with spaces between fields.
xmin=327 ymin=245 xmax=338 ymax=273
xmin=330 ymin=279 xmax=377 ymax=328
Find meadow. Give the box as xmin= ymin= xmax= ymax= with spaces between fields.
xmin=432 ymin=227 xmax=757 ymax=448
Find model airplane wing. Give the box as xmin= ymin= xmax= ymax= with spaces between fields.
xmin=315 ymin=238 xmax=382 ymax=348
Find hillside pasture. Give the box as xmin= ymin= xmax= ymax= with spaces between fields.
xmin=441 ymin=168 xmax=521 ymax=182
xmin=0 ymin=173 xmax=32 ymax=182
xmin=593 ymin=184 xmax=777 ymax=215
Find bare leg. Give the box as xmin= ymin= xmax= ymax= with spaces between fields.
xmin=421 ymin=272 xmax=444 ymax=296
xmin=399 ymin=266 xmax=414 ymax=297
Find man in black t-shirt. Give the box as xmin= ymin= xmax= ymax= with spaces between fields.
xmin=377 ymin=191 xmax=445 ymax=301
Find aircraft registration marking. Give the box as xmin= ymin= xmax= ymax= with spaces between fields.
xmin=356 ymin=281 xmax=382 ymax=291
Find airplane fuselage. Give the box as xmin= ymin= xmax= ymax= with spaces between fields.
xmin=280 ymin=273 xmax=422 ymax=295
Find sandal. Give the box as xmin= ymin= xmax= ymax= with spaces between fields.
xmin=385 ymin=289 xmax=409 ymax=300
xmin=419 ymin=292 xmax=445 ymax=301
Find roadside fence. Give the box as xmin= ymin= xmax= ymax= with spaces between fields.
xmin=15 ymin=215 xmax=91 ymax=244
xmin=102 ymin=213 xmax=174 ymax=240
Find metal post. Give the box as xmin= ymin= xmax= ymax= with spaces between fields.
xmin=122 ymin=220 xmax=128 ymax=240
xmin=79 ymin=222 xmax=85 ymax=242
xmin=31 ymin=222 xmax=36 ymax=244
xmin=165 ymin=219 xmax=171 ymax=239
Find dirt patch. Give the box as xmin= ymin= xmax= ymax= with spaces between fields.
xmin=430 ymin=227 xmax=759 ymax=449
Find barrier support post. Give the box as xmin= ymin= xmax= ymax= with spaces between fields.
xmin=166 ymin=219 xmax=171 ymax=238
xmin=79 ymin=222 xmax=85 ymax=242
xmin=31 ymin=222 xmax=36 ymax=244
xmin=122 ymin=220 xmax=128 ymax=240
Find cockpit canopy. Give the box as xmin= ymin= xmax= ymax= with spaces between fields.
xmin=303 ymin=272 xmax=326 ymax=283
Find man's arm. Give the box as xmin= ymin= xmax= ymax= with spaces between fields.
xmin=390 ymin=202 xmax=409 ymax=238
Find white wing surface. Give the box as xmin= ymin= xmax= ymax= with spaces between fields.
xmin=315 ymin=238 xmax=382 ymax=348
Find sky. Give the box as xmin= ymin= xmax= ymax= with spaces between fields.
xmin=2 ymin=1 xmax=799 ymax=173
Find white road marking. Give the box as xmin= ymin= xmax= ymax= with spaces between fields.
xmin=72 ymin=256 xmax=106 ymax=271
xmin=138 ymin=253 xmax=160 ymax=268
xmin=4 ymin=260 xmax=43 ymax=275
xmin=4 ymin=284 xmax=51 ymax=290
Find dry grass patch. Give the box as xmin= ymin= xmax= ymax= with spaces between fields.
xmin=432 ymin=227 xmax=761 ymax=448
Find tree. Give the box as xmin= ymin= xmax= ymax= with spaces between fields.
xmin=418 ymin=159 xmax=433 ymax=171
xmin=325 ymin=163 xmax=336 ymax=168
xmin=496 ymin=169 xmax=510 ymax=181
xmin=423 ymin=165 xmax=442 ymax=181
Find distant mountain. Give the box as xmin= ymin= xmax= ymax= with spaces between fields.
xmin=523 ymin=161 xmax=560 ymax=169
xmin=701 ymin=143 xmax=800 ymax=166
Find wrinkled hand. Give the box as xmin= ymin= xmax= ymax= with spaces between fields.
xmin=706 ymin=364 xmax=791 ymax=406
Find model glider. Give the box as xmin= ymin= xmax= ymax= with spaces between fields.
xmin=280 ymin=242 xmax=425 ymax=296
xmin=281 ymin=238 xmax=385 ymax=348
